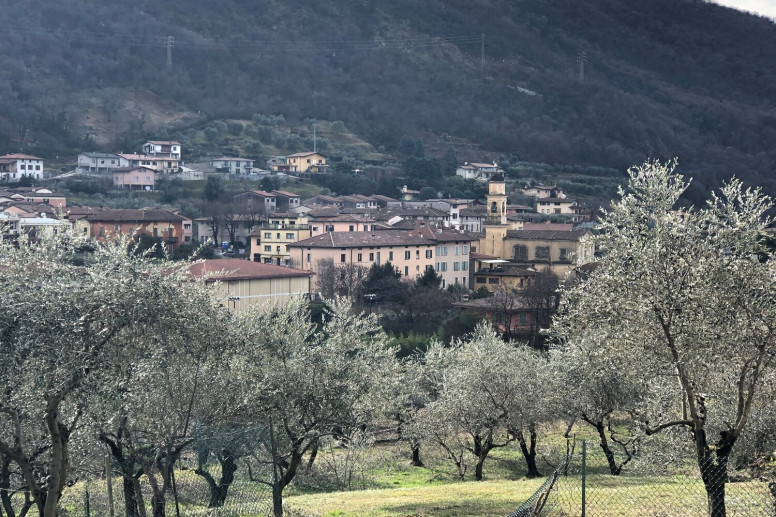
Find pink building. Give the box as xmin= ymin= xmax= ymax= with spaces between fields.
xmin=288 ymin=230 xmax=435 ymax=279
xmin=113 ymin=166 xmax=156 ymax=191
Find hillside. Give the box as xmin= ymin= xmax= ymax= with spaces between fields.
xmin=2 ymin=0 xmax=776 ymax=192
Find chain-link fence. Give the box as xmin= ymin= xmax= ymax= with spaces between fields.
xmin=56 ymin=423 xmax=279 ymax=517
xmin=509 ymin=439 xmax=776 ymax=517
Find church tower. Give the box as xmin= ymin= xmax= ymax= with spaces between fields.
xmin=480 ymin=173 xmax=509 ymax=258
xmin=486 ymin=173 xmax=507 ymax=225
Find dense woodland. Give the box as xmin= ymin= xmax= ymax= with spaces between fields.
xmin=1 ymin=0 xmax=776 ymax=194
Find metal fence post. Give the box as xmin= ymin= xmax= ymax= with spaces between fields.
xmin=269 ymin=416 xmax=283 ymax=517
xmin=581 ymin=439 xmax=586 ymax=517
xmin=84 ymin=482 xmax=91 ymax=517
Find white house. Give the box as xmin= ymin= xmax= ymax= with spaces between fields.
xmin=212 ymin=157 xmax=254 ymax=174
xmin=142 ymin=140 xmax=181 ymax=160
xmin=455 ymin=162 xmax=502 ymax=182
xmin=0 ymin=154 xmax=44 ymax=182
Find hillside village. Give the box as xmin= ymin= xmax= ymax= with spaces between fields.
xmin=0 ymin=138 xmax=599 ymax=342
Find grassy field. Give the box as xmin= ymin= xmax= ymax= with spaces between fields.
xmin=53 ymin=437 xmax=774 ymax=517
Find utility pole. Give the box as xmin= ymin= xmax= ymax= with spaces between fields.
xmin=165 ymin=35 xmax=175 ymax=70
xmin=480 ymin=33 xmax=485 ymax=72
xmin=577 ymin=50 xmax=587 ymax=81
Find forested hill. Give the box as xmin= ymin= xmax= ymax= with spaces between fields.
xmin=3 ymin=0 xmax=776 ymax=191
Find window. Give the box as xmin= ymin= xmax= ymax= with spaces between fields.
xmin=404 ymin=266 xmax=408 ymax=276
xmin=426 ymin=265 xmax=433 ymax=272
xmin=389 ymin=251 xmax=394 ymax=261
xmin=35 ymin=165 xmax=40 ymax=170
xmin=363 ymin=225 xmax=368 ymax=231
xmin=425 ymin=250 xmax=432 ymax=259
xmin=454 ymin=262 xmax=460 ymax=271
xmin=369 ymin=253 xmax=374 ymax=261
xmin=341 ymin=254 xmax=346 ymax=263
xmin=462 ymin=261 xmax=469 ymax=271
xmin=276 ymin=246 xmax=281 ymax=252
xmin=439 ymin=262 xmax=447 ymax=272
xmin=265 ymin=245 xmax=272 ymax=252
xmin=153 ymin=228 xmax=158 ymax=237
xmin=286 ymin=233 xmax=294 ymax=239
xmin=256 ymin=238 xmax=261 ymax=245
xmin=114 ymin=224 xmax=120 ymax=232
xmin=559 ymin=248 xmax=570 ymax=261
xmin=462 ymin=245 xmax=468 ymax=255
xmin=476 ymin=277 xmax=486 ymax=284
xmin=185 ymin=236 xmax=191 ymax=243
xmin=535 ymin=246 xmax=551 ymax=260
xmin=518 ymin=313 xmax=528 ymax=326
xmin=184 ymin=224 xmax=191 ymax=230
xmin=276 ymin=233 xmax=281 ymax=239
xmin=455 ymin=246 xmax=459 ymax=255
xmin=313 ymin=226 xmax=319 ymax=232
xmin=265 ymin=232 xmax=272 ymax=239
xmin=514 ymin=245 xmax=528 ymax=261
xmin=488 ymin=277 xmax=499 ymax=284
xmin=404 ymin=251 xmax=411 ymax=260
xmin=416 ymin=250 xmax=420 ymax=259
xmin=306 ymin=253 xmax=311 ymax=262
xmin=349 ymin=225 xmax=354 ymax=232
xmin=99 ymin=227 xmax=105 ymax=237
xmin=357 ymin=253 xmax=363 ymax=261
xmin=325 ymin=225 xmax=334 ymax=232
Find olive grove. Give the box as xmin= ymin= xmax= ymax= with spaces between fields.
xmin=553 ymin=160 xmax=776 ymax=517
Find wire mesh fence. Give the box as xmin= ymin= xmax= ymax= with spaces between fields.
xmin=55 ymin=423 xmax=279 ymax=517
xmin=509 ymin=439 xmax=776 ymax=516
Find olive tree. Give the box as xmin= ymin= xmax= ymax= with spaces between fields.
xmin=231 ymin=297 xmax=399 ymax=515
xmin=0 ymin=228 xmax=222 ymax=517
xmin=414 ymin=324 xmax=551 ymax=480
xmin=553 ymin=160 xmax=776 ymax=517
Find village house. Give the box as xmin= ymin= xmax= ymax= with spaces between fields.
xmin=248 ymin=213 xmax=312 ymax=265
xmin=452 ymin=297 xmax=536 ymax=337
xmin=188 ymin=258 xmax=314 ymax=311
xmin=233 ymin=190 xmax=277 ymax=215
xmin=0 ymin=187 xmax=66 ymax=208
xmin=288 ymin=230 xmax=436 ymax=279
xmin=271 ymin=190 xmax=301 ymax=212
xmin=75 ymin=208 xmax=187 ymax=249
xmin=212 ymin=157 xmax=254 ymax=174
xmin=522 ymin=185 xmax=566 ymax=199
xmin=142 ymin=140 xmax=181 ymax=160
xmin=113 ymin=166 xmax=156 ymax=191
xmin=118 ymin=153 xmax=180 ymax=174
xmin=455 ymin=162 xmax=502 ymax=181
xmin=535 ymin=198 xmax=578 ymax=215
xmin=0 ymin=210 xmax=71 ymax=240
xmin=286 ymin=152 xmax=327 ymax=173
xmin=308 ymin=213 xmax=378 ymax=236
xmin=77 ymin=152 xmax=121 ymax=175
xmin=0 ymin=154 xmax=44 ymax=182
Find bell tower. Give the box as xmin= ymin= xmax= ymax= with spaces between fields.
xmin=486 ymin=173 xmax=507 ymax=225
xmin=479 ymin=173 xmax=509 ymax=258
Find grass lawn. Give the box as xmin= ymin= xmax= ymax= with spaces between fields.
xmin=286 ymin=479 xmax=544 ymax=517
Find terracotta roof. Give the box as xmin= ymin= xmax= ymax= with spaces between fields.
xmin=83 ymin=209 xmax=185 ymax=223
xmin=271 ymin=190 xmax=300 ymax=198
xmin=522 ymin=222 xmax=574 ymax=231
xmin=289 ymin=230 xmax=433 ymax=248
xmin=113 ymin=166 xmax=157 ymax=173
xmin=505 ymin=229 xmax=589 ymax=241
xmin=287 ymin=152 xmax=323 ymax=158
xmin=189 ymin=258 xmax=313 ymax=282
xmin=0 ymin=153 xmax=42 ymax=160
xmin=470 ymin=252 xmax=497 ymax=259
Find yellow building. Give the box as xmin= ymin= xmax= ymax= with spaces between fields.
xmin=189 ymin=258 xmax=314 ymax=310
xmin=286 ymin=152 xmax=327 ymax=173
xmin=249 ymin=214 xmax=312 ymax=265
